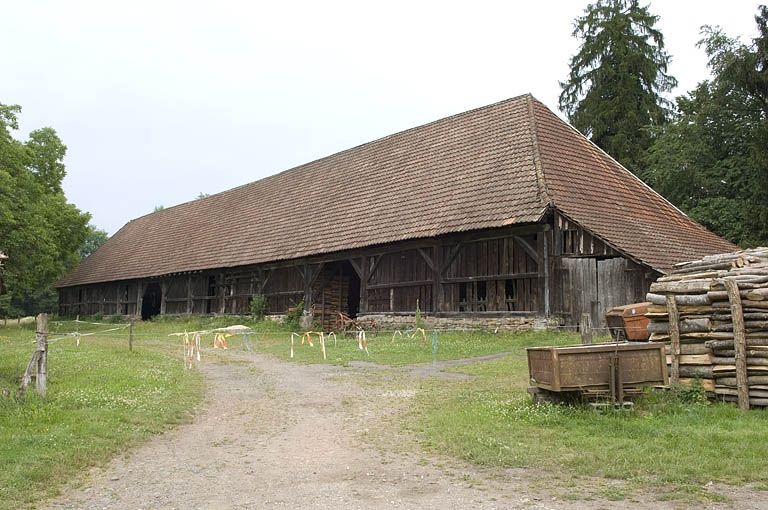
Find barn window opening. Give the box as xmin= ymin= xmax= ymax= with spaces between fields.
xmin=205 ymin=276 xmax=217 ymax=313
xmin=477 ymin=281 xmax=487 ymax=311
xmin=459 ymin=282 xmax=467 ymax=311
xmin=505 ymin=280 xmax=516 ymax=310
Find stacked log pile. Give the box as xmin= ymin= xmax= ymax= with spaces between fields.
xmin=645 ymin=247 xmax=768 ymax=409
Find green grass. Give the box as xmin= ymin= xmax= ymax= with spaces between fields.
xmin=245 ymin=326 xmax=582 ymax=366
xmin=0 ymin=318 xmax=206 ymax=508
xmin=5 ymin=314 xmax=767 ymax=506
xmin=407 ymin=353 xmax=768 ymax=502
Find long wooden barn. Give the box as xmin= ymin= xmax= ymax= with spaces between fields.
xmin=56 ymin=94 xmax=736 ymax=330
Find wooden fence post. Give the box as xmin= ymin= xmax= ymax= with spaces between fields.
xmin=580 ymin=313 xmax=593 ymax=345
xmin=129 ymin=319 xmax=134 ymax=351
xmin=18 ymin=313 xmax=48 ymax=398
xmin=36 ymin=313 xmax=48 ymax=396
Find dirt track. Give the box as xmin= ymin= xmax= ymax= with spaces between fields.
xmin=44 ymin=349 xmax=766 ymax=509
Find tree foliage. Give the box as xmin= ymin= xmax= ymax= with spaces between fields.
xmin=0 ymin=103 xmax=91 ymax=316
xmin=79 ymin=225 xmax=108 ymax=260
xmin=644 ymin=7 xmax=768 ymax=247
xmin=559 ymin=0 xmax=677 ymax=173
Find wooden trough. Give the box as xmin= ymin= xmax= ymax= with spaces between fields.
xmin=527 ymin=342 xmax=668 ymax=404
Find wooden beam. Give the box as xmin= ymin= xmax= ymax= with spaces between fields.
xmin=726 ymin=279 xmax=750 ymax=411
xmin=433 ymin=241 xmax=444 ymax=313
xmin=360 ymin=257 xmax=369 ymax=313
xmin=262 ymin=269 xmax=272 ymax=292
xmin=186 ymin=275 xmax=192 ymax=314
xmin=514 ymin=236 xmax=538 ymax=262
xmin=539 ymin=230 xmax=550 ymax=317
xmin=136 ymin=282 xmax=144 ymax=319
xmin=443 ymin=272 xmax=539 ymax=283
xmin=667 ymin=295 xmax=680 ymax=384
xmin=368 ymin=279 xmax=434 ymax=290
xmin=440 ymin=243 xmax=464 ymax=274
xmin=263 ymin=289 xmax=304 ymax=297
xmin=160 ymin=280 xmax=168 ymax=315
xmin=367 ymin=255 xmax=382 ymax=282
xmin=348 ymin=258 xmax=363 ymax=278
xmin=417 ymin=248 xmax=435 ymax=272
xmin=218 ymin=273 xmax=226 ymax=314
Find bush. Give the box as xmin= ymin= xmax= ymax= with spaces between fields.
xmin=249 ymin=294 xmax=267 ymax=321
xmin=283 ymin=299 xmax=304 ymax=329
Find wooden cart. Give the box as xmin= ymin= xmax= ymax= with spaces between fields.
xmin=527 ymin=342 xmax=668 ymax=405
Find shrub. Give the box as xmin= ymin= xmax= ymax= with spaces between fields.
xmin=283 ymin=299 xmax=304 ymax=329
xmin=249 ymin=294 xmax=267 ymax=321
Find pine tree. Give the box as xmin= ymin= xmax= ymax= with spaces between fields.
xmin=559 ymin=0 xmax=677 ymax=173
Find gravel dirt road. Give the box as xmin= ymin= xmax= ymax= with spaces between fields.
xmin=43 ymin=349 xmax=766 ymax=509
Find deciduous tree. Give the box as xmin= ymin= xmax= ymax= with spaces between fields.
xmin=0 ymin=103 xmax=90 ymax=316
xmin=644 ymin=7 xmax=768 ymax=247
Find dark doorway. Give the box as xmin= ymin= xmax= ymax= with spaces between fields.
xmin=343 ymin=262 xmax=361 ymax=317
xmin=141 ymin=283 xmax=162 ymax=320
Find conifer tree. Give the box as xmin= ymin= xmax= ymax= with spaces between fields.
xmin=559 ymin=0 xmax=677 ymax=173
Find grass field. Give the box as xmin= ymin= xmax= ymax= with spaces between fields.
xmin=2 ymin=315 xmax=767 ymax=506
xmin=0 ymin=318 xmax=206 ymax=508
xmin=407 ymin=354 xmax=768 ymax=503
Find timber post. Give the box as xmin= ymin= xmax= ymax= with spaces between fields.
xmin=136 ymin=282 xmax=144 ymax=320
xmin=218 ymin=273 xmax=226 ymax=315
xmin=725 ymin=279 xmax=749 ymax=410
xmin=18 ymin=313 xmax=48 ymax=398
xmin=359 ymin=257 xmax=369 ymax=315
xmin=35 ymin=313 xmax=48 ymax=396
xmin=433 ymin=242 xmax=444 ymax=313
xmin=160 ymin=280 xmax=168 ymax=315
xmin=666 ymin=295 xmax=680 ymax=385
xmin=186 ymin=275 xmax=193 ymax=315
xmin=580 ymin=313 xmax=593 ymax=345
xmin=129 ymin=319 xmax=134 ymax=352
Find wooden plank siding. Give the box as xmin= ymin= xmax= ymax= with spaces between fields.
xmin=441 ymin=234 xmax=540 ymax=313
xmin=551 ymin=211 xmax=659 ymax=327
xmin=57 ymin=219 xmax=658 ymax=327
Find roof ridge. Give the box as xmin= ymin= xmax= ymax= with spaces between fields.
xmin=526 ymin=94 xmax=552 ymax=208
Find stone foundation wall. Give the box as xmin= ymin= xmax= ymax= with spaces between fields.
xmin=356 ymin=314 xmax=561 ymax=332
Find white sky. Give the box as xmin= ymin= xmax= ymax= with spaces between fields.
xmin=2 ymin=1 xmax=762 ymax=235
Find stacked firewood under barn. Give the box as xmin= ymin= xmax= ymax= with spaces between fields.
xmin=645 ymin=248 xmax=768 ymax=409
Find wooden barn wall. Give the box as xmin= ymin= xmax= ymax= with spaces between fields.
xmin=58 ymin=282 xmax=138 ymax=317
xmin=555 ymin=212 xmax=620 ymax=258
xmin=441 ymin=234 xmax=539 ymax=313
xmin=60 ymin=220 xmax=661 ymax=325
xmin=59 ymin=226 xmax=551 ymax=319
xmin=551 ymin=212 xmax=659 ymax=327
xmin=366 ymin=248 xmax=433 ymax=313
xmin=262 ymin=266 xmax=303 ymax=314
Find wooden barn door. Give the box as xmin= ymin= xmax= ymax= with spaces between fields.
xmin=563 ymin=258 xmax=598 ymax=328
xmin=597 ymin=258 xmax=632 ymax=327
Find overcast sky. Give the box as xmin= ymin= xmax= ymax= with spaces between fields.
xmin=2 ymin=1 xmax=762 ymax=235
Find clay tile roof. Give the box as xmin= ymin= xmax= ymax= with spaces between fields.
xmin=529 ymin=100 xmax=737 ymax=271
xmin=57 ymin=94 xmax=736 ymax=288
